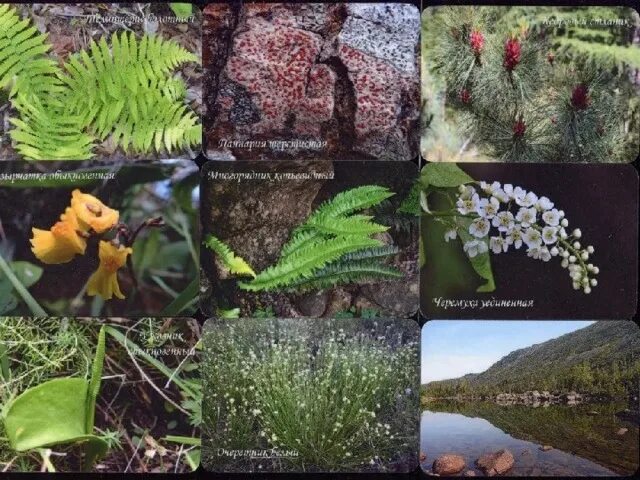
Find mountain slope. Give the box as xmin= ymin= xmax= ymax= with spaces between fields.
xmin=423 ymin=321 xmax=640 ymax=397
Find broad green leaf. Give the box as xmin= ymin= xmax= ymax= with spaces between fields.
xmin=421 ymin=163 xmax=474 ymax=188
xmin=9 ymin=261 xmax=43 ymax=288
xmin=457 ymin=218 xmax=496 ymax=293
xmin=4 ymin=378 xmax=90 ymax=451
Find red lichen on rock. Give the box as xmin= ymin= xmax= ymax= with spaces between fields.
xmin=339 ymin=44 xmax=408 ymax=137
xmin=224 ymin=18 xmax=335 ymax=136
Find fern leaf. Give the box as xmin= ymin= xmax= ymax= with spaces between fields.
xmin=339 ymin=245 xmax=400 ymax=262
xmin=59 ymin=30 xmax=200 ymax=154
xmin=9 ymin=94 xmax=95 ymax=160
xmin=0 ymin=4 xmax=63 ymax=98
xmin=279 ymin=230 xmax=327 ymax=259
xmin=286 ymin=259 xmax=403 ymax=292
xmin=304 ymin=214 xmax=388 ymax=236
xmin=307 ymin=185 xmax=395 ymax=222
xmin=238 ymin=236 xmax=382 ymax=292
xmin=204 ymin=235 xmax=256 ymax=278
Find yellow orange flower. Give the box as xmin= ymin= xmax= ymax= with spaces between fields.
xmin=71 ymin=189 xmax=119 ymax=233
xmin=30 ymin=210 xmax=87 ymax=264
xmin=87 ymin=241 xmax=132 ymax=300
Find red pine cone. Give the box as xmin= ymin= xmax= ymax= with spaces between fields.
xmin=513 ymin=117 xmax=526 ymax=137
xmin=571 ymin=83 xmax=591 ymax=111
xmin=459 ymin=88 xmax=471 ymax=104
xmin=503 ymin=37 xmax=521 ymax=71
xmin=470 ymin=30 xmax=484 ymax=55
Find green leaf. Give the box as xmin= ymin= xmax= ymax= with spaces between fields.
xmin=204 ymin=235 xmax=256 ymax=278
xmin=0 ymin=253 xmax=46 ymax=316
xmin=4 ymin=378 xmax=90 ymax=451
xmin=457 ymin=218 xmax=496 ymax=293
xmin=160 ymin=277 xmax=198 ymax=316
xmin=421 ymin=163 xmax=474 ymax=188
xmin=169 ymin=3 xmax=193 ymax=20
xmin=217 ymin=308 xmax=240 ymax=319
xmin=9 ymin=261 xmax=43 ymax=288
xmin=0 ymin=293 xmax=19 ymax=315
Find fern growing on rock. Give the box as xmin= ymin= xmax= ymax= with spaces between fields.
xmin=0 ymin=5 xmax=201 ymax=160
xmin=204 ymin=235 xmax=256 ymax=278
xmin=205 ymin=186 xmax=405 ymax=294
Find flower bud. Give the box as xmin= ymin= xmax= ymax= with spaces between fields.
xmin=561 ymin=259 xmax=569 ymax=268
xmin=561 ymin=250 xmax=569 ymax=258
xmin=592 ymin=266 xmax=599 ymax=274
xmin=550 ymin=247 xmax=559 ymax=256
xmin=587 ymin=245 xmax=594 ymax=254
xmin=584 ymin=285 xmax=591 ymax=294
xmin=569 ymin=255 xmax=576 ymax=263
xmin=573 ymin=241 xmax=581 ymax=249
xmin=581 ymin=252 xmax=588 ymax=261
xmin=573 ymin=228 xmax=582 ymax=238
xmin=560 ymin=218 xmax=568 ymax=227
xmin=572 ymin=282 xmax=580 ymax=290
xmin=590 ymin=279 xmax=598 ymax=287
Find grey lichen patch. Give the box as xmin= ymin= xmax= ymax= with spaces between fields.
xmin=340 ymin=3 xmax=420 ymax=75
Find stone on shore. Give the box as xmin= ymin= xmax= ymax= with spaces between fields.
xmin=432 ymin=454 xmax=465 ymax=475
xmin=475 ymin=449 xmax=515 ymax=476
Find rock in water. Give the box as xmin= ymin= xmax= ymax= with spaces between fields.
xmin=617 ymin=428 xmax=628 ymax=435
xmin=539 ymin=445 xmax=553 ymax=452
xmin=475 ymin=449 xmax=515 ymax=476
xmin=432 ymin=454 xmax=465 ymax=475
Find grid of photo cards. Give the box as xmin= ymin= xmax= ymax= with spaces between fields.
xmin=1 ymin=1 xmax=639 ymax=477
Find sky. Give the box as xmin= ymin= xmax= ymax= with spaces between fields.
xmin=421 ymin=320 xmax=595 ymax=384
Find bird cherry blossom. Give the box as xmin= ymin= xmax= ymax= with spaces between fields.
xmin=426 ymin=181 xmax=599 ymax=294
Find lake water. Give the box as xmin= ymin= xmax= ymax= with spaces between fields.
xmin=420 ymin=402 xmax=639 ymax=476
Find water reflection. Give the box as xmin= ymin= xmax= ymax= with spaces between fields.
xmin=420 ymin=401 xmax=639 ymax=476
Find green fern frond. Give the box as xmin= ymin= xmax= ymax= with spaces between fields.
xmin=307 ymin=186 xmax=395 ymax=222
xmin=9 ymin=94 xmax=95 ymax=160
xmin=238 ymin=236 xmax=382 ymax=292
xmin=339 ymin=245 xmax=400 ymax=261
xmin=304 ymin=214 xmax=389 ymax=236
xmin=280 ymin=230 xmax=327 ymax=259
xmin=0 ymin=4 xmax=63 ymax=98
xmin=59 ymin=31 xmax=200 ymax=154
xmin=204 ymin=235 xmax=256 ymax=278
xmin=286 ymin=259 xmax=403 ymax=292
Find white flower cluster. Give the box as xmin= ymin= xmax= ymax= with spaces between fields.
xmin=445 ymin=181 xmax=598 ymax=294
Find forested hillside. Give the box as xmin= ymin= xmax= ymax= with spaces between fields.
xmin=423 ymin=321 xmax=640 ymax=398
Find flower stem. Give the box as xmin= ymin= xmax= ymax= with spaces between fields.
xmin=0 ymin=253 xmax=46 ymax=316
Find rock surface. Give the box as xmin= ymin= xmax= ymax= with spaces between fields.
xmin=432 ymin=454 xmax=466 ymax=475
xmin=540 ymin=445 xmax=553 ymax=451
xmin=203 ymin=3 xmax=419 ymax=160
xmin=200 ymin=160 xmax=334 ymax=296
xmin=475 ymin=449 xmax=515 ymax=476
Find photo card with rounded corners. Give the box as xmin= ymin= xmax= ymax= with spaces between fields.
xmin=0 ymin=160 xmax=199 ymax=317
xmin=201 ymin=316 xmax=420 ymax=473
xmin=200 ymin=160 xmax=420 ymax=320
xmin=0 ymin=316 xmax=201 ymax=473
xmin=203 ymin=2 xmax=420 ymax=161
xmin=420 ymin=163 xmax=638 ymax=319
xmin=420 ymin=5 xmax=640 ymax=163
xmin=0 ymin=3 xmax=202 ymax=163
xmin=420 ymin=319 xmax=640 ymax=477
